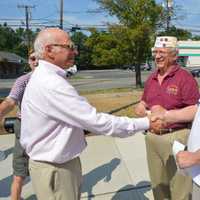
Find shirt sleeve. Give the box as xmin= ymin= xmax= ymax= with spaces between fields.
xmin=8 ymin=74 xmax=30 ymax=105
xmin=46 ymin=83 xmax=149 ymax=138
xmin=180 ymin=73 xmax=200 ymax=106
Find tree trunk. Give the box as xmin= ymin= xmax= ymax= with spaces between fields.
xmin=135 ymin=63 xmax=142 ymax=88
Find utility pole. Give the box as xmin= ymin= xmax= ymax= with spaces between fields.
xmin=60 ymin=0 xmax=64 ymax=29
xmin=166 ymin=0 xmax=173 ymax=31
xmin=17 ymin=5 xmax=35 ymax=53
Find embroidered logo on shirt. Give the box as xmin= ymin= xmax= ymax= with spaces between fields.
xmin=166 ymin=85 xmax=178 ymax=95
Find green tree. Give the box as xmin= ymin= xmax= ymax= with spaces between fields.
xmin=192 ymin=35 xmax=200 ymax=41
xmin=0 ymin=24 xmax=21 ymax=52
xmin=71 ymin=31 xmax=91 ymax=68
xmin=85 ymin=28 xmax=123 ymax=67
xmin=0 ymin=24 xmax=38 ymax=59
xmin=94 ymin=0 xmax=163 ymax=87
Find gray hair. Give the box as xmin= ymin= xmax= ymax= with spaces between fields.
xmin=169 ymin=47 xmax=179 ymax=56
xmin=33 ymin=28 xmax=60 ymax=59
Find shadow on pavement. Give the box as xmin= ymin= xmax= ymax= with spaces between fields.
xmin=82 ymin=158 xmax=121 ymax=200
xmin=4 ymin=147 xmax=13 ymax=157
xmin=0 ymin=175 xmax=12 ymax=197
xmin=0 ymin=147 xmax=13 ymax=161
xmin=112 ymin=181 xmax=151 ymax=200
xmin=0 ymin=173 xmax=31 ymax=198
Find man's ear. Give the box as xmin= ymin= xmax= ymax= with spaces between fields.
xmin=45 ymin=45 xmax=54 ymax=59
xmin=45 ymin=45 xmax=52 ymax=53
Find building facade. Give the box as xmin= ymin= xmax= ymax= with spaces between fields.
xmin=0 ymin=51 xmax=26 ymax=78
xmin=178 ymin=41 xmax=200 ymax=68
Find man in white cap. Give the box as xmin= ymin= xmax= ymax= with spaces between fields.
xmin=134 ymin=36 xmax=200 ymax=200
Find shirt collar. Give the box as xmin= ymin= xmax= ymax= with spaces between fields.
xmin=39 ymin=60 xmax=67 ymax=78
xmin=152 ymin=64 xmax=180 ymax=80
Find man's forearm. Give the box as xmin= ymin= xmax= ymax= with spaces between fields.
xmin=0 ymin=98 xmax=16 ymax=120
xmin=134 ymin=100 xmax=148 ymax=117
xmin=193 ymin=149 xmax=200 ymax=165
xmin=164 ymin=105 xmax=197 ymax=124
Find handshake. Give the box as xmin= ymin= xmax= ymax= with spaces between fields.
xmin=136 ymin=104 xmax=169 ymax=134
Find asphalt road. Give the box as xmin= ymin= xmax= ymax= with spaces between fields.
xmin=1 ymin=68 xmax=198 ymax=97
xmin=70 ymin=69 xmax=150 ymax=92
xmin=0 ymin=69 xmax=151 ymax=98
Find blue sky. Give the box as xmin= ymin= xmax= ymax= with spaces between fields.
xmin=0 ymin=0 xmax=200 ymax=34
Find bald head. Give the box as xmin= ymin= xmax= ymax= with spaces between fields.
xmin=33 ymin=28 xmax=77 ymax=69
xmin=34 ymin=28 xmax=70 ymax=59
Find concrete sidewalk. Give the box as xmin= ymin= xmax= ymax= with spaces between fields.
xmin=0 ymin=133 xmax=153 ymax=200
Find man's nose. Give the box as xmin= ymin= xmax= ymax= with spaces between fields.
xmin=155 ymin=53 xmax=162 ymax=59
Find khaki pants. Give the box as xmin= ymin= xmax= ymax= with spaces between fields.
xmin=145 ymin=129 xmax=192 ymax=200
xmin=29 ymin=157 xmax=82 ymax=200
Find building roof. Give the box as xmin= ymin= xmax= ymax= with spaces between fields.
xmin=0 ymin=51 xmax=26 ymax=64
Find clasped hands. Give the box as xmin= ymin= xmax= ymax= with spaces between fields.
xmin=147 ymin=105 xmax=168 ymax=134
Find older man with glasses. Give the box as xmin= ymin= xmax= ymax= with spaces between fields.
xmin=134 ymin=36 xmax=200 ymax=200
xmin=19 ymin=28 xmax=163 ymax=200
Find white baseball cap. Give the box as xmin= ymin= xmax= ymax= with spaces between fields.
xmin=154 ymin=36 xmax=177 ymax=48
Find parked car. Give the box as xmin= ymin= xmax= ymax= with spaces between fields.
xmin=121 ymin=65 xmax=135 ymax=71
xmin=140 ymin=63 xmax=152 ymax=71
xmin=189 ymin=68 xmax=200 ymax=78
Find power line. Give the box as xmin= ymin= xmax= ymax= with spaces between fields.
xmin=17 ymin=4 xmax=35 ymax=52
xmin=63 ymin=9 xmax=104 ymax=14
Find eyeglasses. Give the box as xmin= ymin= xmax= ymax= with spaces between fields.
xmin=152 ymin=50 xmax=170 ymax=57
xmin=29 ymin=56 xmax=36 ymax=61
xmin=50 ymin=42 xmax=77 ymax=51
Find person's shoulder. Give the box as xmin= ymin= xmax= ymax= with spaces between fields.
xmin=14 ymin=72 xmax=31 ymax=86
xmin=177 ymin=67 xmax=194 ymax=78
xmin=147 ymin=70 xmax=157 ymax=81
xmin=16 ymin=72 xmax=31 ymax=81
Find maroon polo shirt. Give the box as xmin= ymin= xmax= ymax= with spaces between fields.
xmin=142 ymin=64 xmax=200 ymax=129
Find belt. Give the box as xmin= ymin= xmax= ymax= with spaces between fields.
xmin=151 ymin=127 xmax=188 ymax=135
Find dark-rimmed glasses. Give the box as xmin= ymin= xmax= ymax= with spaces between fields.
xmin=29 ymin=56 xmax=36 ymax=61
xmin=50 ymin=42 xmax=77 ymax=51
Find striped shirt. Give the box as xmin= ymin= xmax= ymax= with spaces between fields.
xmin=8 ymin=72 xmax=32 ymax=117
